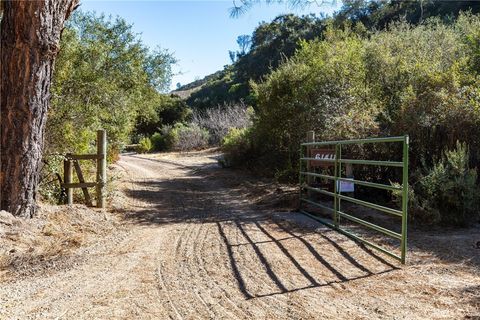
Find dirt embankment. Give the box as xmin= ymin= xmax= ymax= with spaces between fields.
xmin=1 ymin=149 xmax=479 ymax=319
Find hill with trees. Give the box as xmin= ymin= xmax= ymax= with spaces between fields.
xmin=176 ymin=0 xmax=480 ymax=111
xmin=171 ymin=0 xmax=480 ymax=226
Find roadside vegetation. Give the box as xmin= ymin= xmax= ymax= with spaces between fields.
xmin=40 ymin=10 xmax=177 ymax=203
xmin=177 ymin=1 xmax=480 ymax=227
xmin=39 ymin=1 xmax=480 ymax=227
xmin=236 ymin=14 xmax=480 ymax=226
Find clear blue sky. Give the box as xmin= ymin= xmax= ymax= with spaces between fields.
xmin=81 ymin=1 xmax=342 ymax=90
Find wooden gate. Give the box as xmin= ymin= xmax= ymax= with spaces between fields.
xmin=62 ymin=130 xmax=107 ymax=208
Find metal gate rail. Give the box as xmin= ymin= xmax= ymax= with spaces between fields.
xmin=299 ymin=135 xmax=409 ymax=264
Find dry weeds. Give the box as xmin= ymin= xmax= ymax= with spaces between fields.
xmin=0 ymin=204 xmax=123 ymax=280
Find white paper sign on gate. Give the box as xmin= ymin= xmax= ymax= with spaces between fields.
xmin=338 ymin=179 xmax=355 ymax=193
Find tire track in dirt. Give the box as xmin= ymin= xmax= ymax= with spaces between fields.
xmin=3 ymin=150 xmax=478 ymax=319
xmin=217 ymin=216 xmax=311 ymax=319
xmin=155 ymin=226 xmax=185 ymax=320
xmin=191 ymin=222 xmax=242 ymax=319
xmin=226 ymin=220 xmax=314 ymax=318
xmin=178 ymin=222 xmax=216 ymax=319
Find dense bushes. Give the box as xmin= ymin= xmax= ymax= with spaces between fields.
xmin=141 ymin=123 xmax=209 ymax=152
xmin=393 ymin=143 xmax=479 ymax=226
xmin=365 ymin=16 xmax=480 ymax=169
xmin=244 ymin=27 xmax=380 ymax=173
xmin=416 ymin=143 xmax=478 ymax=226
xmin=220 ymin=128 xmax=253 ymax=167
xmin=133 ymin=94 xmax=191 ymax=139
xmin=48 ymin=11 xmax=175 ymax=158
xmin=167 ymin=124 xmax=210 ymax=151
xmin=223 ymin=14 xmax=480 ymax=224
xmin=135 ymin=102 xmax=251 ymax=153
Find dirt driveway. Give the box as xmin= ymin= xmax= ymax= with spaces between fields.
xmin=1 ymin=150 xmax=479 ymax=319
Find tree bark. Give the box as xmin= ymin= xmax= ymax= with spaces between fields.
xmin=0 ymin=0 xmax=78 ymax=217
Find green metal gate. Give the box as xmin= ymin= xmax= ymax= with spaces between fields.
xmin=299 ymin=134 xmax=409 ymax=264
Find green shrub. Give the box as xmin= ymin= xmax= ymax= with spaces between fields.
xmin=151 ymin=132 xmax=169 ymax=151
xmin=393 ymin=142 xmax=479 ymax=226
xmin=166 ymin=123 xmax=210 ymax=151
xmin=247 ymin=28 xmax=379 ymax=174
xmin=137 ymin=137 xmax=153 ymax=153
xmin=221 ymin=128 xmax=252 ymax=167
xmin=419 ymin=142 xmax=479 ymax=226
xmin=229 ymin=14 xmax=480 ymax=197
xmin=133 ymin=95 xmax=191 ymax=138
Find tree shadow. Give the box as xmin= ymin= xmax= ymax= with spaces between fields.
xmin=119 ymin=152 xmax=480 ymax=293
xmin=303 ymin=200 xmax=480 ymax=269
xmin=216 ymin=219 xmax=398 ymax=299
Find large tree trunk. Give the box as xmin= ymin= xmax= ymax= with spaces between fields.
xmin=0 ymin=0 xmax=78 ymax=217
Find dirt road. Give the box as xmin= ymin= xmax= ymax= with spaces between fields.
xmin=1 ymin=150 xmax=479 ymax=319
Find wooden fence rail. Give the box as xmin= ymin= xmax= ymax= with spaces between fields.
xmin=61 ymin=129 xmax=107 ymax=208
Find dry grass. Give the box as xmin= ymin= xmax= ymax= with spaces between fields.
xmin=0 ymin=204 xmax=122 ymax=279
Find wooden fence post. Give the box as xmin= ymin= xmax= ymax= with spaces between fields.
xmin=96 ymin=129 xmax=107 ymax=208
xmin=73 ymin=160 xmax=93 ymax=207
xmin=64 ymin=156 xmax=73 ymax=205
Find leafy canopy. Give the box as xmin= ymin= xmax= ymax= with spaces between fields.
xmin=48 ymin=10 xmax=176 ymax=156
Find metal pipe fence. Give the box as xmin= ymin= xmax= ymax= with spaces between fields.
xmin=299 ymin=134 xmax=409 ymax=264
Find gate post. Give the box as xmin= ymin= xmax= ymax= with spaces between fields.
xmin=401 ymin=135 xmax=409 ymax=264
xmin=306 ymin=131 xmax=315 ymax=174
xmin=64 ymin=155 xmax=73 ymax=205
xmin=96 ymin=130 xmax=107 ymax=208
xmin=334 ymin=145 xmax=340 ymax=227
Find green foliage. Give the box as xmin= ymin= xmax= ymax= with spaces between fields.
xmin=222 ymin=13 xmax=480 ymax=226
xmin=236 ymin=14 xmax=328 ymax=82
xmin=336 ymin=0 xmax=480 ymax=30
xmin=394 ymin=142 xmax=479 ymax=226
xmin=150 ymin=132 xmax=167 ymax=151
xmin=418 ymin=142 xmax=479 ymax=226
xmin=185 ymin=67 xmax=247 ymax=110
xmin=183 ymin=2 xmax=480 ymax=111
xmin=137 ymin=137 xmax=153 ymax=154
xmin=133 ymin=94 xmax=191 ymax=138
xmin=235 ymin=14 xmax=480 ymax=173
xmin=366 ymin=16 xmax=480 ymax=168
xmin=48 ymin=10 xmax=176 ymax=158
xmin=246 ymin=26 xmax=379 ymax=172
xmin=161 ymin=123 xmax=210 ymax=152
xmin=221 ymin=128 xmax=252 ymax=167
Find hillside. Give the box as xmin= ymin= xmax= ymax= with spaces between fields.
xmin=177 ymin=1 xmax=480 ymax=111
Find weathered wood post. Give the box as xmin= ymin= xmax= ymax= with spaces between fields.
xmin=306 ymin=131 xmax=315 ymax=197
xmin=96 ymin=130 xmax=107 ymax=208
xmin=73 ymin=160 xmax=93 ymax=207
xmin=64 ymin=155 xmax=73 ymax=205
